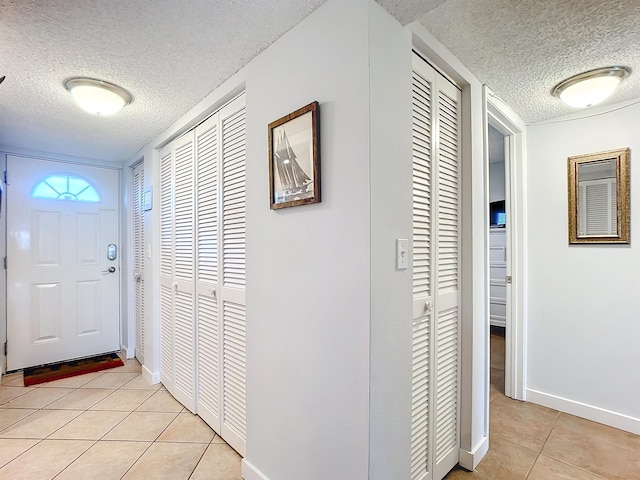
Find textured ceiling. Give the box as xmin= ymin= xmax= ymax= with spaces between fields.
xmin=418 ymin=0 xmax=640 ymax=123
xmin=1 ymin=0 xmax=639 ymax=163
xmin=0 ymin=0 xmax=325 ymax=162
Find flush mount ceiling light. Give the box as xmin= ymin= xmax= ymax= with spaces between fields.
xmin=552 ymin=66 xmax=631 ymax=108
xmin=64 ymin=77 xmax=132 ymax=116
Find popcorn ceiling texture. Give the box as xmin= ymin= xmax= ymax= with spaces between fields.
xmin=0 ymin=0 xmax=325 ymax=162
xmin=418 ymin=0 xmax=640 ymax=123
xmin=0 ymin=0 xmax=639 ymax=162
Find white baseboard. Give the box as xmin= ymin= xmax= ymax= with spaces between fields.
xmin=241 ymin=459 xmax=270 ymax=480
xmin=142 ymin=364 xmax=160 ymax=385
xmin=458 ymin=435 xmax=489 ymax=471
xmin=526 ymin=388 xmax=640 ymax=435
xmin=120 ymin=344 xmax=135 ymax=360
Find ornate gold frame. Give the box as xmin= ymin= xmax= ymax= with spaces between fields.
xmin=568 ymin=147 xmax=630 ymax=244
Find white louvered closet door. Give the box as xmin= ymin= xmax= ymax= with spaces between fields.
xmin=173 ymin=132 xmax=197 ymax=412
xmin=159 ymin=144 xmax=175 ymax=392
xmin=159 ymin=132 xmax=198 ymax=413
xmin=195 ymin=94 xmax=247 ymax=457
xmin=219 ymin=96 xmax=247 ymax=456
xmin=196 ymin=112 xmax=221 ymax=431
xmin=411 ymin=52 xmax=462 ymax=480
xmin=433 ymin=65 xmax=462 ymax=480
xmin=411 ymin=54 xmax=435 ymax=480
xmin=133 ymin=162 xmax=145 ymax=365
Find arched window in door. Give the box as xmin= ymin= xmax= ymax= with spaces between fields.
xmin=32 ymin=174 xmax=101 ymax=202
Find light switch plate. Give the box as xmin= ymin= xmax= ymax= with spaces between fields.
xmin=396 ymin=238 xmax=409 ymax=270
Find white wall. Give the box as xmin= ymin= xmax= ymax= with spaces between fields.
xmin=489 ymin=162 xmax=505 ymax=203
xmin=368 ymin=2 xmax=413 ymax=479
xmin=126 ymin=0 xmax=490 ymax=477
xmin=0 ymin=153 xmax=5 ymax=374
xmin=244 ymin=1 xmax=372 ymax=478
xmin=489 ymin=124 xmax=505 ymax=203
xmin=526 ymin=101 xmax=640 ymax=434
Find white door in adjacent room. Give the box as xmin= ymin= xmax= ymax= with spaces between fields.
xmin=6 ymin=155 xmax=120 ymax=371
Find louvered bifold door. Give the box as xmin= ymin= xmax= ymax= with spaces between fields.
xmin=432 ymin=70 xmax=462 ymax=480
xmin=133 ymin=162 xmax=145 ymax=365
xmin=411 ymin=52 xmax=462 ymax=480
xmin=171 ymin=131 xmax=197 ymax=412
xmin=219 ymin=95 xmax=247 ymax=457
xmin=159 ymin=144 xmax=175 ymax=391
xmin=195 ymin=113 xmax=221 ymax=431
xmin=411 ymin=53 xmax=436 ymax=480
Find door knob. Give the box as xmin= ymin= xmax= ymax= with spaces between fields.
xmin=102 ymin=266 xmax=116 ymax=274
xmin=425 ymin=301 xmax=433 ymax=314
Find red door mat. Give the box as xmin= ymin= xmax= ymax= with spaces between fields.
xmin=23 ymin=353 xmax=124 ymax=386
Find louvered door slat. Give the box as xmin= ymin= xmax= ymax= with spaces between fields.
xmin=411 ymin=58 xmax=435 ymax=480
xmin=435 ymin=306 xmax=459 ymax=463
xmin=133 ymin=163 xmax=145 ymax=364
xmin=412 ymin=52 xmax=462 ymax=480
xmin=433 ymin=75 xmax=461 ymax=480
xmin=174 ymin=139 xmax=195 ymax=281
xmin=160 ymin=284 xmax=173 ymax=386
xmin=222 ymin=300 xmax=247 ymax=442
xmin=196 ymin=118 xmax=219 ymax=289
xmin=218 ymin=97 xmax=247 ymax=456
xmin=222 ymin=107 xmax=246 ymax=290
xmin=197 ymin=295 xmax=219 ymax=416
xmin=437 ymin=89 xmax=460 ymax=294
xmin=196 ymin=114 xmax=222 ymax=432
xmin=411 ymin=317 xmax=430 ymax=480
xmin=160 ymin=149 xmax=173 ymax=278
xmin=159 ymin=145 xmax=174 ymax=388
xmin=412 ymin=69 xmax=433 ymax=301
xmin=174 ymin=290 xmax=195 ymax=399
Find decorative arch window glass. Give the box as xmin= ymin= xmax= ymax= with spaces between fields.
xmin=32 ymin=174 xmax=101 ymax=202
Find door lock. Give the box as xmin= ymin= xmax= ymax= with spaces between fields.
xmin=102 ymin=266 xmax=116 ymax=274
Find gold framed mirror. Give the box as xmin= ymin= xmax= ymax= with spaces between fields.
xmin=568 ymin=147 xmax=630 ymax=244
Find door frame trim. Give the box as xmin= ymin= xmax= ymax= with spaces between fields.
xmin=484 ymin=87 xmax=527 ymax=401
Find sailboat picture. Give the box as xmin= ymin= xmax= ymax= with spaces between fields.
xmin=268 ymin=101 xmax=320 ymax=209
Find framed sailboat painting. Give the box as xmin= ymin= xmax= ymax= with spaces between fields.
xmin=268 ymin=101 xmax=320 ymax=209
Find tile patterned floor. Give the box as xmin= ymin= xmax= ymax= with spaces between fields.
xmin=445 ymin=329 xmax=640 ymax=480
xmin=2 ymin=339 xmax=639 ymax=480
xmin=0 ymin=359 xmax=241 ymax=479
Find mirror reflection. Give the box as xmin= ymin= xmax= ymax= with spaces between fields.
xmin=577 ymin=159 xmax=617 ymax=237
xmin=568 ymin=148 xmax=629 ymax=244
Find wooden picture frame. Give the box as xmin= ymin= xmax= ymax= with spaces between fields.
xmin=568 ymin=147 xmax=630 ymax=244
xmin=268 ymin=101 xmax=320 ymax=209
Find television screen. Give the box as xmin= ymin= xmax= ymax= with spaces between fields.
xmin=490 ymin=201 xmax=506 ymax=226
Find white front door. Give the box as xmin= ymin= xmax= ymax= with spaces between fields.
xmin=6 ymin=155 xmax=120 ymax=371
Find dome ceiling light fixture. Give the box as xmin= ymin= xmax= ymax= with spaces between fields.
xmin=64 ymin=77 xmax=132 ymax=116
xmin=551 ymin=66 xmax=631 ymax=109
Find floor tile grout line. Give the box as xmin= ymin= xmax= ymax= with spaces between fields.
xmin=118 ymin=440 xmax=156 ymax=480
xmin=538 ymin=452 xmax=611 ymax=480
xmin=0 ymin=408 xmax=40 ymax=435
xmin=48 ymin=439 xmax=100 ymax=480
xmin=188 ymin=442 xmax=213 ymax=479
xmin=0 ymin=437 xmax=45 ymax=470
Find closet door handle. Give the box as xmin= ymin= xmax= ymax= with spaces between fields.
xmin=425 ymin=301 xmax=433 ymax=314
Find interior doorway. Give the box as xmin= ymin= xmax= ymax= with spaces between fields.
xmin=485 ymin=87 xmax=526 ymax=401
xmin=488 ymin=124 xmax=508 ymax=397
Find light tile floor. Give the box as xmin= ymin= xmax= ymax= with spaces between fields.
xmin=0 ymin=359 xmax=242 ymax=479
xmin=445 ymin=328 xmax=640 ymax=480
xmin=3 ymin=341 xmax=639 ymax=480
